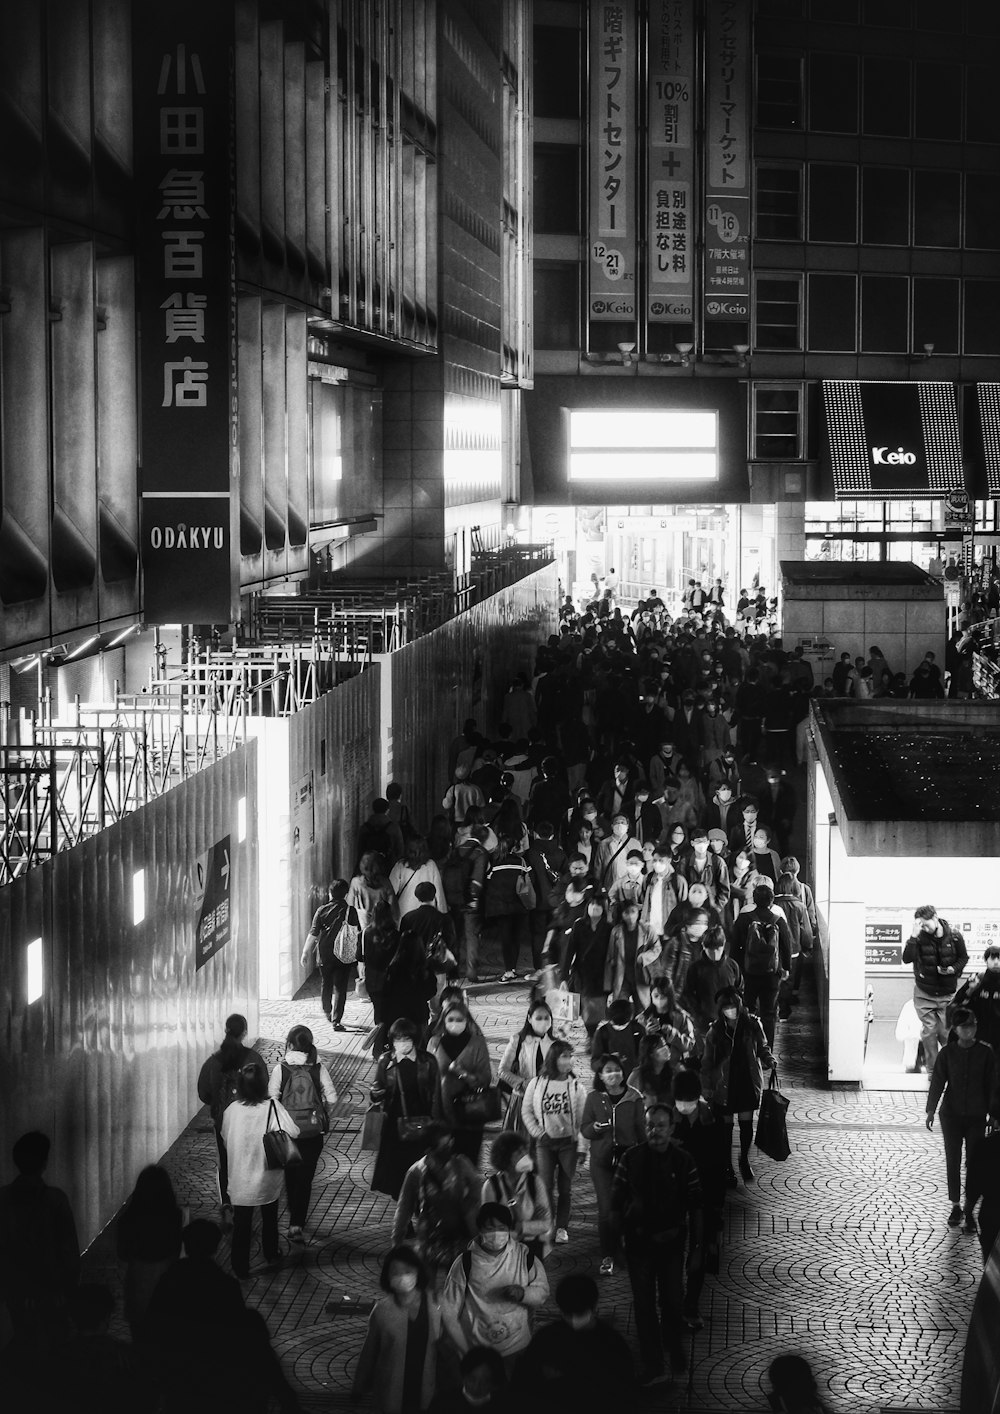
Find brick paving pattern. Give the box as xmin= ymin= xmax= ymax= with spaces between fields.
xmin=80 ymin=943 xmax=977 ymax=1413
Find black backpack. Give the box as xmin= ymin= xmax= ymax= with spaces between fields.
xmin=745 ymin=917 xmax=780 ymax=976
xmin=212 ymin=1066 xmax=243 ymax=1126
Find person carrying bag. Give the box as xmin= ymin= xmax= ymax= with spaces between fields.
xmin=220 ymin=1061 xmax=301 ymax=1280
xmin=754 ymin=1069 xmax=790 ymax=1162
xmin=268 ymin=1024 xmax=338 ymax=1244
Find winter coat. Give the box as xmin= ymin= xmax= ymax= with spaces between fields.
xmin=701 ymin=1009 xmax=775 ymax=1113
xmin=425 ymin=1029 xmax=493 ymax=1126
xmin=638 ymin=1001 xmax=697 ymax=1069
xmin=611 ymin=1140 xmax=703 ymax=1247
xmin=580 ymin=1086 xmax=647 ymax=1165
xmin=562 ymin=918 xmax=613 ymax=996
xmin=683 ymin=955 xmax=743 ymax=1035
xmin=640 ymin=871 xmax=687 ymax=939
xmin=498 ymin=1032 xmax=556 ymax=1092
xmin=902 ymin=920 xmax=968 ymax=997
xmin=481 ymin=1169 xmax=554 ymax=1252
xmin=391 ymin=1153 xmax=481 ymax=1249
xmin=440 ymin=1237 xmax=549 ymax=1357
xmin=927 ymin=1040 xmax=998 ymax=1120
xmin=354 ymin=1293 xmax=442 ymax=1414
xmin=483 ymin=855 xmax=533 ymax=920
xmin=607 ymin=921 xmax=656 ymax=1000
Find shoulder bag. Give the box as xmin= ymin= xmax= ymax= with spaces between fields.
xmin=396 ymin=1061 xmax=435 ymax=1144
xmin=262 ymin=1099 xmax=302 ymax=1170
xmin=754 ymin=1068 xmax=790 ymax=1162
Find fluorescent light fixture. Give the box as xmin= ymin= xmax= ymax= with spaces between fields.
xmin=237 ymin=796 xmax=247 ymax=843
xmin=66 ymin=635 xmax=100 ymax=660
xmin=132 ymin=868 xmax=146 ymax=925
xmin=108 ymin=624 xmax=139 ymax=648
xmin=571 ymin=409 xmax=717 ymax=449
xmin=26 ymin=938 xmax=43 ymax=1005
xmin=569 ymin=410 xmax=719 ymax=482
xmin=570 ymin=452 xmax=718 ymax=480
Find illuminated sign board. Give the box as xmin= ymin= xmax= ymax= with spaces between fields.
xmin=568 ymin=409 xmax=718 ymax=482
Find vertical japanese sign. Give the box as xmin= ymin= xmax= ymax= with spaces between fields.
xmin=134 ymin=2 xmax=238 ymax=624
xmin=194 ymin=836 xmax=232 ymax=970
xmin=647 ymin=0 xmax=695 ymax=324
xmin=704 ymin=0 xmax=750 ymax=322
xmin=588 ymin=1 xmax=637 ymax=322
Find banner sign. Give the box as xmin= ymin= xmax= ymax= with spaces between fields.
xmin=647 ymin=0 xmax=695 ymax=324
xmin=975 ymin=383 xmax=1000 ymax=499
xmin=134 ymin=1 xmax=238 ymax=623
xmin=704 ymin=0 xmax=750 ymax=321
xmin=588 ymin=0 xmax=637 ymax=321
xmin=194 ymin=836 xmax=232 ymax=970
xmin=822 ymin=381 xmax=963 ymax=500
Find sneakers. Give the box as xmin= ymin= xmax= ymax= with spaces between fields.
xmin=524 ymin=969 xmax=542 ymax=981
xmin=555 ymin=1228 xmax=570 ymax=1244
xmin=501 ymin=970 xmax=518 ymax=982
xmin=599 ymin=1256 xmax=614 ymax=1275
xmin=332 ymin=1022 xmax=346 ymax=1032
xmin=948 ymin=1204 xmax=964 ymax=1227
xmin=288 ymin=1226 xmax=306 ymax=1244
xmin=739 ymin=1156 xmax=756 ymax=1183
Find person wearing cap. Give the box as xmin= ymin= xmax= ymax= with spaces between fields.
xmin=440 ymin=1203 xmax=550 ymax=1369
xmin=707 ymin=826 xmax=731 ymax=863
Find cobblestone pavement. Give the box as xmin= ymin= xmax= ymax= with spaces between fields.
xmin=82 ymin=949 xmax=974 ymax=1413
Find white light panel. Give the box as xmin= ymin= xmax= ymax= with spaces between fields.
xmin=26 ymin=938 xmax=43 ymax=1005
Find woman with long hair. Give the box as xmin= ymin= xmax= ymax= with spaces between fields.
xmin=370 ymin=1019 xmax=442 ymax=1200
xmin=220 ymin=1061 xmax=300 ymax=1280
xmin=267 ymin=1024 xmax=338 ymax=1244
xmin=115 ymin=1164 xmax=183 ymax=1338
xmin=627 ymin=1030 xmax=675 ymax=1108
xmin=390 ymin=836 xmax=446 ymax=921
xmin=348 ymin=851 xmax=395 ymax=932
xmin=521 ymin=1040 xmax=588 ymax=1245
xmin=196 ymin=1013 xmax=264 ymax=1225
xmin=425 ymin=999 xmax=493 ymax=1165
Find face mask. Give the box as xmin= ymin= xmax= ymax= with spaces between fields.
xmin=480 ymin=1230 xmax=509 ymax=1253
xmin=444 ymin=1018 xmax=465 ymax=1035
xmin=603 ymin=1071 xmax=623 ymax=1088
xmin=514 ymin=1154 xmax=534 ymax=1174
xmin=530 ymin=1017 xmax=550 ymax=1035
xmin=391 ymin=1272 xmax=418 ymax=1294
xmin=675 ymin=1100 xmax=699 ymax=1115
xmin=588 ymin=907 xmax=604 ymax=920
xmin=653 ymin=860 xmax=668 ymax=874
xmin=394 ymin=1041 xmax=414 ymax=1057
xmin=722 ymin=1008 xmax=739 ymax=1023
xmin=987 ymin=957 xmax=1000 ymax=969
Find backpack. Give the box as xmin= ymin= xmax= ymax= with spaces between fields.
xmin=441 ymin=847 xmax=477 ymax=910
xmin=745 ymin=916 xmax=780 ymax=976
xmin=279 ymin=1061 xmax=329 ymax=1136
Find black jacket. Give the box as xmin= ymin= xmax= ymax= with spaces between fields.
xmin=902 ymin=920 xmax=968 ymax=997
xmin=927 ymin=1039 xmax=998 ymax=1119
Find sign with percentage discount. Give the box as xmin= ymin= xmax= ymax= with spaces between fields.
xmin=647 ymin=0 xmax=695 ymax=323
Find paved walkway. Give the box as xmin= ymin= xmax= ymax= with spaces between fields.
xmin=81 ymin=949 xmax=976 ymax=1413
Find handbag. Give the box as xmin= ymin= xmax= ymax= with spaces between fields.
xmin=515 ymin=868 xmax=537 ymax=911
xmin=754 ymin=1069 xmax=791 ymax=1162
xmin=502 ymin=1089 xmax=526 ymax=1134
xmin=361 ymin=1105 xmax=385 ymax=1151
xmin=333 ymin=919 xmax=361 ymax=965
xmin=457 ymin=1086 xmax=503 ymax=1125
xmin=262 ymin=1099 xmax=302 ymax=1170
xmin=396 ymin=1061 xmax=434 ymax=1143
xmin=546 ymin=986 xmax=581 ymax=1024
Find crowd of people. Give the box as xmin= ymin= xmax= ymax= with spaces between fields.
xmin=11 ymin=579 xmax=977 ymax=1412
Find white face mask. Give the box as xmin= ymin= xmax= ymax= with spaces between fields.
xmin=603 ymin=1071 xmax=623 ymax=1089
xmin=479 ymin=1230 xmax=509 ymax=1253
xmin=722 ymin=1008 xmax=739 ymax=1023
xmin=530 ymin=1017 xmax=550 ymax=1035
xmin=393 ymin=1040 xmax=415 ymax=1058
xmin=444 ymin=1017 xmax=465 ymax=1035
xmin=390 ymin=1271 xmax=419 ymax=1294
xmin=514 ymin=1154 xmax=534 ymax=1174
xmin=675 ymin=1099 xmax=699 ymax=1115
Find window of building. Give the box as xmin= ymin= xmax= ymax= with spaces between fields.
xmin=964 ymin=173 xmax=1000 ymax=250
xmin=533 ymin=263 xmax=578 ymax=349
xmin=915 ymin=63 xmax=962 ymax=141
xmin=756 ymin=53 xmax=803 ymax=129
xmin=533 ymin=147 xmax=579 ymax=235
xmin=533 ymin=26 xmax=580 ymax=120
xmin=861 ymin=168 xmax=910 ymax=245
xmin=807 ymin=273 xmax=857 ymax=351
xmin=863 ymin=57 xmax=911 ymax=137
xmin=753 ymin=275 xmax=802 ymax=350
xmin=864 ymin=0 xmax=911 ymax=25
xmin=965 ymin=69 xmax=1000 ymax=143
xmin=755 ymin=165 xmax=803 ymax=240
xmin=753 ymin=384 xmax=803 ymax=460
xmin=810 ymin=0 xmax=859 ymax=20
xmin=914 ymin=170 xmax=961 ymax=247
xmin=913 ymin=278 xmax=959 ymax=354
xmin=964 ymin=280 xmax=1000 ymax=354
xmin=861 ymin=275 xmax=909 ymax=352
xmin=808 ymin=165 xmax=858 ymax=243
xmin=809 ymin=53 xmax=859 ymax=133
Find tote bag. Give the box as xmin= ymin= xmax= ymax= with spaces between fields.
xmin=754 ymin=1070 xmax=790 ymax=1162
xmin=262 ymin=1099 xmax=302 ymax=1170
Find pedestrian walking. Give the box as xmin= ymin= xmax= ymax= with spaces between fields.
xmin=268 ymin=1025 xmax=338 ymax=1244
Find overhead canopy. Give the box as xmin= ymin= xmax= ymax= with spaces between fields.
xmin=821 ymin=380 xmax=963 ymax=500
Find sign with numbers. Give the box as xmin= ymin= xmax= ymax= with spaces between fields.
xmin=588 ymin=0 xmax=637 ymax=321
xmin=703 ymin=0 xmax=750 ymax=321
